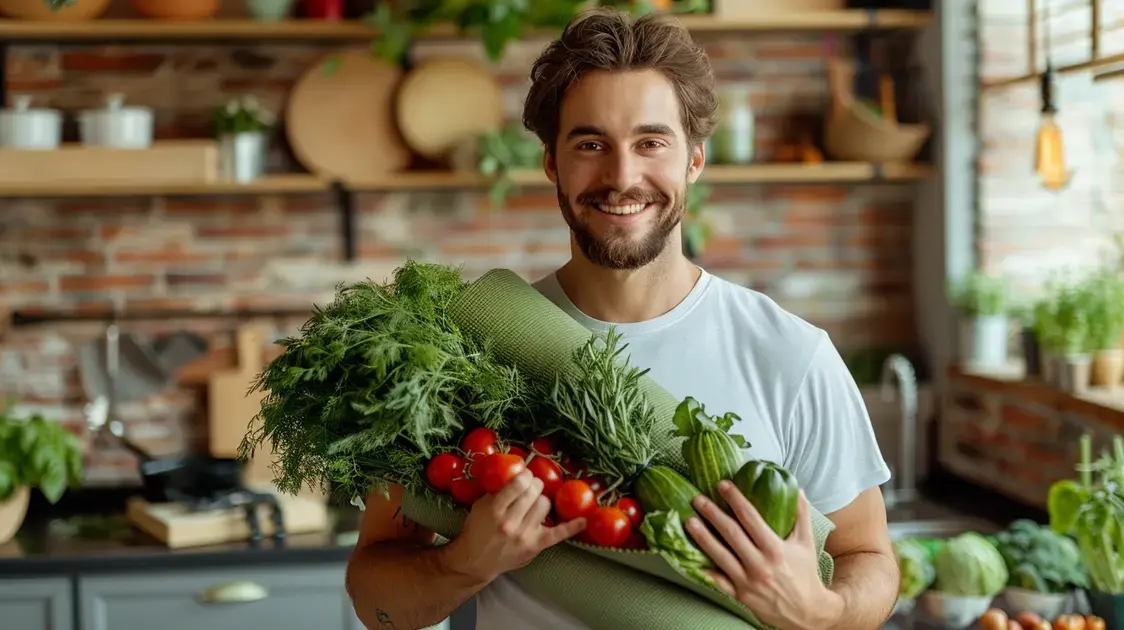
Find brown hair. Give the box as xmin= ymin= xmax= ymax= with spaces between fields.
xmin=522 ymin=6 xmax=718 ymax=155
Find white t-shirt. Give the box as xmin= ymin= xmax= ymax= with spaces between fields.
xmin=474 ymin=267 xmax=891 ymax=630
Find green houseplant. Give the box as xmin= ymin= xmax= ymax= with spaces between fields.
xmin=0 ymin=407 xmax=85 ymax=544
xmin=212 ymin=95 xmax=275 ymax=183
xmin=951 ymin=270 xmax=1011 ymax=371
xmin=1079 ymin=270 xmax=1124 ymax=387
xmin=1048 ymin=434 xmax=1124 ymax=627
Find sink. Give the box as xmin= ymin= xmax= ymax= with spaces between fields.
xmin=889 ymin=518 xmax=1000 ymax=540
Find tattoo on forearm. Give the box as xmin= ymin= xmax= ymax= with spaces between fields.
xmin=375 ymin=609 xmax=395 ymax=627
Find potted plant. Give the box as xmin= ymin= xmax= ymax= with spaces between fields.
xmin=1052 ymin=283 xmax=1093 ymax=394
xmin=474 ymin=122 xmax=545 ymax=208
xmin=1080 ymin=270 xmax=1124 ymax=387
xmin=0 ymin=407 xmax=85 ymax=545
xmin=920 ymin=531 xmax=1009 ymax=629
xmin=994 ymin=519 xmax=1088 ymax=619
xmin=1033 ymin=293 xmax=1061 ymax=385
xmin=1047 ymin=434 xmax=1124 ymax=629
xmin=952 ymin=270 xmax=1011 ymax=371
xmin=213 ymin=95 xmax=274 ymax=183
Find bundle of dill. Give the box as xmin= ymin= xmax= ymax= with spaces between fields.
xmin=238 ymin=260 xmax=528 ymax=503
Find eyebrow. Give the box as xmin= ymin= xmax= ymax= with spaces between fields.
xmin=565 ymin=123 xmax=677 ymax=139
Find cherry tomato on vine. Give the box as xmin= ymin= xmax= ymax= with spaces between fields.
xmin=530 ymin=437 xmax=555 ymax=456
xmin=554 ymin=479 xmax=596 ymax=522
xmin=461 ymin=427 xmax=498 ymax=460
xmin=559 ymin=455 xmax=583 ymax=477
xmin=527 ymin=457 xmax=564 ymax=499
xmin=584 ymin=475 xmax=606 ymax=495
xmin=584 ymin=506 xmax=632 ymax=548
xmin=425 ymin=453 xmax=464 ymax=492
xmin=506 ymin=445 xmax=529 ymax=460
xmin=477 ymin=453 xmax=526 ymax=494
xmin=615 ymin=497 xmax=643 ymax=527
xmin=450 ymin=476 xmax=485 ymax=505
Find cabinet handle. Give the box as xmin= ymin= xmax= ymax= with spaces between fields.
xmin=197 ymin=581 xmax=270 ymax=604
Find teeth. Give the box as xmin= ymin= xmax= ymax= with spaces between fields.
xmin=596 ymin=203 xmax=646 ymax=215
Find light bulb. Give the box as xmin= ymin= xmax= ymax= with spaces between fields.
xmin=1035 ymin=111 xmax=1071 ymax=190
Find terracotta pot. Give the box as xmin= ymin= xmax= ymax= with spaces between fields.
xmin=0 ymin=0 xmax=110 ymax=20
xmin=1091 ymin=348 xmax=1124 ymax=387
xmin=129 ymin=0 xmax=220 ymax=19
xmin=0 ymin=486 xmax=29 ymax=546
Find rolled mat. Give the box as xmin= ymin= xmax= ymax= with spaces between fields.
xmin=400 ymin=268 xmax=836 ymax=630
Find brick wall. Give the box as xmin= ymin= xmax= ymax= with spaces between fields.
xmin=977 ymin=0 xmax=1124 ymax=291
xmin=0 ymin=27 xmax=925 ymax=487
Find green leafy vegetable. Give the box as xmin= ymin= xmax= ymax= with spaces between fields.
xmin=994 ymin=519 xmax=1088 ymax=593
xmin=0 ymin=408 xmax=84 ymax=504
xmin=932 ymin=531 xmax=1009 ymax=597
xmin=893 ymin=538 xmax=936 ymax=599
xmin=1048 ymin=434 xmax=1124 ymax=594
xmin=639 ymin=509 xmax=715 ymax=585
xmin=239 ymin=260 xmax=529 ymax=503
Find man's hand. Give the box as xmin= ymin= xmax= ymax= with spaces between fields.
xmin=686 ymin=480 xmax=843 ymax=630
xmin=446 ymin=469 xmax=587 ymax=583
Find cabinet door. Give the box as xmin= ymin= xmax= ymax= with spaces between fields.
xmin=0 ymin=576 xmax=74 ymax=630
xmin=78 ymin=564 xmax=359 ymax=630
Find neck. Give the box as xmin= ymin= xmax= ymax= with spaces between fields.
xmin=555 ymin=241 xmax=701 ymax=324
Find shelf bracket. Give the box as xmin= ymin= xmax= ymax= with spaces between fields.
xmin=332 ymin=180 xmax=357 ymax=262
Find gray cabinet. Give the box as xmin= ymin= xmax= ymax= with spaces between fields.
xmin=0 ymin=576 xmax=74 ymax=630
xmin=77 ymin=565 xmax=363 ymax=630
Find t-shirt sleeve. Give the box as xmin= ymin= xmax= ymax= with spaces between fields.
xmin=781 ymin=331 xmax=892 ymax=516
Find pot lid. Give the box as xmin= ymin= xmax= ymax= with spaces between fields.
xmin=82 ymin=92 xmax=152 ymax=114
xmin=3 ymin=94 xmax=60 ymax=114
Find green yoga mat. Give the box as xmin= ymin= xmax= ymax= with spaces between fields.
xmin=400 ymin=268 xmax=836 ymax=630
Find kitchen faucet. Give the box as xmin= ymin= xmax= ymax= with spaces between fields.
xmin=881 ymin=353 xmax=919 ymax=509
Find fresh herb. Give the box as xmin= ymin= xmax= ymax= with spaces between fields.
xmin=0 ymin=408 xmax=84 ymax=504
xmin=1048 ymin=434 xmax=1124 ymax=594
xmin=994 ymin=519 xmax=1088 ymax=593
xmin=546 ymin=329 xmax=658 ymax=496
xmin=239 ymin=261 xmax=529 ymax=504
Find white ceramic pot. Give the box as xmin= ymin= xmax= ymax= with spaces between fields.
xmin=0 ymin=95 xmax=62 ymax=149
xmin=1003 ymin=587 xmax=1069 ymax=620
xmin=78 ymin=93 xmax=153 ymax=148
xmin=219 ymin=131 xmax=267 ymax=182
xmin=920 ymin=591 xmax=994 ymax=629
xmin=959 ymin=315 xmax=1009 ymax=371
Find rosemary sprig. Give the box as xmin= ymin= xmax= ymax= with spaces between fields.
xmin=547 ymin=328 xmax=658 ymax=499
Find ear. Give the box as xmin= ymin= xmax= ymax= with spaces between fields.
xmin=687 ymin=141 xmax=706 ymax=184
xmin=543 ymin=149 xmax=558 ymax=185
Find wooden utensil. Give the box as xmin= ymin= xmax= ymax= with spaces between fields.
xmin=286 ymin=47 xmax=411 ymax=180
xmin=206 ymin=322 xmax=267 ymax=463
xmin=395 ymin=57 xmax=505 ymax=160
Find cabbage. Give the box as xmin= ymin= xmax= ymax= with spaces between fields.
xmin=933 ymin=532 xmax=1010 ymax=596
xmin=894 ymin=539 xmax=936 ymax=599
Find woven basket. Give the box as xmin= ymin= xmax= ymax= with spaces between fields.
xmin=824 ymin=58 xmax=931 ymax=163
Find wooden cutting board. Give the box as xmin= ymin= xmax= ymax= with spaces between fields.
xmin=395 ymin=57 xmax=505 ymax=160
xmin=207 ymin=322 xmax=268 ymax=466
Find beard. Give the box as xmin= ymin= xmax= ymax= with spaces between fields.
xmin=557 ymin=182 xmax=685 ymax=270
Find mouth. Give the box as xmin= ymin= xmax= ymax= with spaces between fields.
xmin=592 ymin=202 xmax=651 ymax=216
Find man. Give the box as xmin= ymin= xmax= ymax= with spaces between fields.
xmin=345 ymin=7 xmax=901 ymax=630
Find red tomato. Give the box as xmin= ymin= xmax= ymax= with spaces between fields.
xmin=560 ymin=455 xmax=583 ymax=477
xmin=584 ymin=506 xmax=632 ymax=547
xmin=507 ymin=445 xmax=529 ymax=460
xmin=584 ymin=475 xmax=606 ymax=495
xmin=554 ymin=479 xmax=596 ymax=522
xmin=530 ymin=437 xmax=555 ymax=456
xmin=477 ymin=453 xmax=526 ymax=494
xmin=461 ymin=427 xmax=498 ymax=459
xmin=615 ymin=497 xmax=643 ymax=527
xmin=527 ymin=457 xmax=564 ymax=499
xmin=623 ymin=531 xmax=648 ymax=550
xmin=542 ymin=515 xmax=555 ymax=527
xmin=450 ymin=477 xmax=484 ymax=505
xmin=425 ymin=453 xmax=464 ymax=492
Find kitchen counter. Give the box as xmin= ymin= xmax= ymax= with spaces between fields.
xmin=0 ymin=488 xmax=361 ymax=578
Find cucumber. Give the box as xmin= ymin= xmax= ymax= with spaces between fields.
xmin=670 ymin=397 xmax=748 ymax=512
xmin=634 ymin=464 xmax=702 ymax=522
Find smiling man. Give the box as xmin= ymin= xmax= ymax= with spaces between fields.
xmin=345 ymin=7 xmax=900 ymax=630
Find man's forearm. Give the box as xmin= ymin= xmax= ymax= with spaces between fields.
xmin=823 ymin=551 xmax=901 ymax=630
xmin=346 ymin=539 xmax=488 ymax=630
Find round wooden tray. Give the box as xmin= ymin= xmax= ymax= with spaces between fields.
xmin=286 ymin=47 xmax=412 ymax=181
xmin=395 ymin=57 xmax=505 ymax=160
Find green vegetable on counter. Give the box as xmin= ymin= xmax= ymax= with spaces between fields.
xmin=671 ymin=396 xmax=748 ymax=512
xmin=932 ymin=531 xmax=1010 ymax=597
xmin=730 ymin=459 xmax=800 ymax=540
xmin=893 ymin=538 xmax=936 ymax=599
xmin=994 ymin=518 xmax=1088 ymax=593
xmin=1047 ymin=434 xmax=1124 ymax=595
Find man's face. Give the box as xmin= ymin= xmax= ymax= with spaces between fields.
xmin=545 ymin=68 xmax=704 ymax=270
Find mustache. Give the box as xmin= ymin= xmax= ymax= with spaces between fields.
xmin=576 ymin=187 xmax=668 ymax=207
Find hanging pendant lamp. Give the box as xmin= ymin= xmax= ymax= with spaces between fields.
xmin=1034 ymin=5 xmax=1072 ymax=190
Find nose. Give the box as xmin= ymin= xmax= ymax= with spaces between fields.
xmin=600 ymin=149 xmax=643 ymax=193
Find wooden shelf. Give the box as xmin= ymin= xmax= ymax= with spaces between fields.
xmin=0 ymin=163 xmax=932 ymax=198
xmin=0 ymin=11 xmax=931 ymax=41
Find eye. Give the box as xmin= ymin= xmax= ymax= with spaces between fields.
xmin=576 ymin=141 xmax=603 ymax=151
xmin=638 ymin=139 xmax=667 ymax=150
